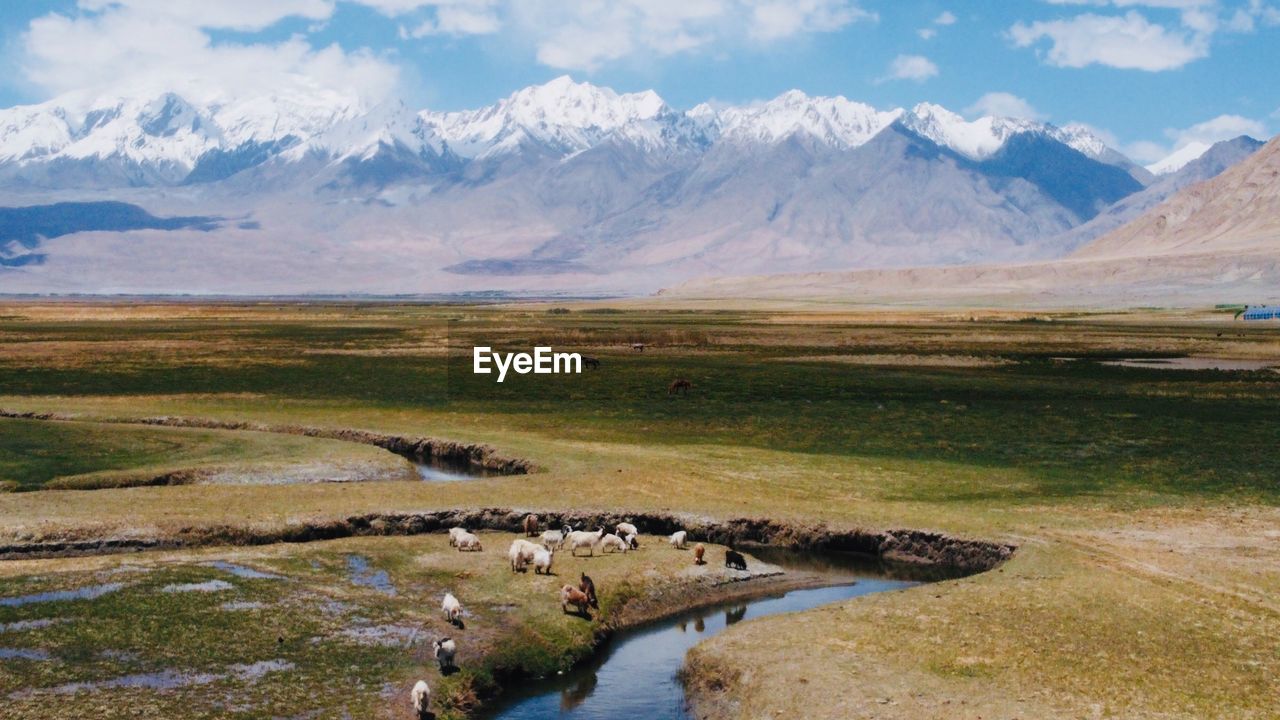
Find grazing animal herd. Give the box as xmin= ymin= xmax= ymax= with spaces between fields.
xmin=411 ymin=515 xmax=748 ymax=715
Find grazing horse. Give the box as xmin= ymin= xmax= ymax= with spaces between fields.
xmin=668 ymin=378 xmax=693 ymax=395
xmin=582 ymin=356 xmax=600 ymax=369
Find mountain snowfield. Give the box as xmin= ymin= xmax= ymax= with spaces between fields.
xmin=0 ymin=76 xmax=1265 ymax=296
xmin=0 ymin=76 xmax=1125 ymax=183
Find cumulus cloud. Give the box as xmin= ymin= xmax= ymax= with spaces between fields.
xmin=400 ymin=1 xmax=501 ymax=37
xmin=1123 ymin=113 xmax=1268 ymax=162
xmin=22 ymin=2 xmax=398 ymax=107
xmin=495 ymin=0 xmax=875 ymax=72
xmin=918 ymin=9 xmax=956 ymax=39
xmin=1009 ymin=10 xmax=1209 ymax=70
xmin=78 ymin=0 xmax=335 ymax=30
xmin=882 ymin=54 xmax=939 ymax=82
xmin=965 ymin=92 xmax=1047 ymax=120
xmin=1167 ymin=113 xmax=1267 ymax=146
xmin=1225 ymin=0 xmax=1280 ymax=31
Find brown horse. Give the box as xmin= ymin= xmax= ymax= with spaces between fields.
xmin=668 ymin=378 xmax=693 ymax=395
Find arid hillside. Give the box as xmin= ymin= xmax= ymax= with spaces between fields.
xmin=1074 ymin=135 xmax=1280 ymax=260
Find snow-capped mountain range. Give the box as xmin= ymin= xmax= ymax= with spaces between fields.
xmin=0 ymin=77 xmax=1263 ymax=295
xmin=0 ymin=75 xmax=1135 ymax=185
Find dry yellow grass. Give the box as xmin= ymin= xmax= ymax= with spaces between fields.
xmin=1 ymin=301 xmax=1278 ymax=718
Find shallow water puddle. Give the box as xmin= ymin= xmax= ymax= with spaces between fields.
xmin=207 ymin=561 xmax=285 ymax=580
xmin=161 ymin=579 xmax=234 ymax=593
xmin=0 ymin=582 xmax=125 ymax=607
xmin=1101 ymin=357 xmax=1279 ymax=371
xmin=228 ymin=659 xmax=295 ymax=681
xmin=220 ymin=600 xmax=268 ymax=611
xmin=345 ymin=555 xmax=397 ymax=595
xmin=0 ymin=647 xmax=52 ymax=661
xmin=9 ymin=661 xmax=296 ymax=699
xmin=0 ymin=618 xmax=65 ymax=632
xmin=335 ymin=624 xmax=420 ymax=647
xmin=13 ymin=669 xmax=222 ymax=698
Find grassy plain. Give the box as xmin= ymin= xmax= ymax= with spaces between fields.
xmin=0 ymin=301 xmax=1278 ymax=718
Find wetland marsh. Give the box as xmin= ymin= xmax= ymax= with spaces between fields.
xmin=0 ymin=302 xmax=1277 ymax=719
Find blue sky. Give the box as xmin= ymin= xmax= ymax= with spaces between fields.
xmin=0 ymin=0 xmax=1275 ymax=162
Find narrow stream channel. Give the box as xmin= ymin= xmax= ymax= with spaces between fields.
xmin=480 ymin=549 xmax=956 ymax=719
xmin=413 ymin=458 xmax=497 ymax=482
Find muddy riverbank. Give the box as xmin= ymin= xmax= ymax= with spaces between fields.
xmin=0 ymin=409 xmax=537 ymax=478
xmin=0 ymin=507 xmax=1014 ymax=572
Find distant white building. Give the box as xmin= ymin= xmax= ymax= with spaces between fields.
xmin=1241 ymin=305 xmax=1279 ymax=320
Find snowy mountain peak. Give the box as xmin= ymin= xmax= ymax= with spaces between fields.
xmin=901 ymin=103 xmax=1040 ymax=160
xmin=291 ymin=99 xmax=445 ymax=163
xmin=421 ymin=76 xmax=677 ymax=159
xmin=0 ymin=80 xmax=1139 ymax=188
xmin=1145 ymin=141 xmax=1212 ymax=175
xmin=1054 ymin=123 xmax=1110 ymax=160
xmin=713 ymin=91 xmax=902 ymax=148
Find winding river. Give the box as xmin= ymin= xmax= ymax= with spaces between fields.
xmin=481 ymin=550 xmax=947 ymax=719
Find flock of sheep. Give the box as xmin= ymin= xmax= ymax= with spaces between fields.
xmin=410 ymin=514 xmax=747 ymax=718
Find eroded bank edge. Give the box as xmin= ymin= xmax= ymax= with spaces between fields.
xmin=0 ymin=409 xmax=537 ymax=482
xmin=0 ymin=508 xmax=1015 ymax=572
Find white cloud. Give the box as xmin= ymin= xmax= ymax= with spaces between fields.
xmin=22 ymin=2 xmax=398 ymax=107
xmin=502 ymin=0 xmax=874 ymax=72
xmin=1009 ymin=11 xmax=1209 ymax=70
xmin=78 ymin=0 xmax=335 ymax=31
xmin=1168 ymin=113 xmax=1267 ymax=146
xmin=918 ymin=9 xmax=956 ymax=39
xmin=1123 ymin=113 xmax=1268 ymax=162
xmin=401 ymin=1 xmax=501 ymax=37
xmin=1225 ymin=0 xmax=1280 ymax=31
xmin=965 ymin=92 xmax=1047 ymax=120
xmin=351 ymin=0 xmax=443 ymax=14
xmin=883 ymin=54 xmax=938 ymax=82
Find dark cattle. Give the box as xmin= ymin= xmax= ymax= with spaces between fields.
xmin=582 ymin=356 xmax=600 ymax=369
xmin=668 ymin=378 xmax=693 ymax=395
xmin=725 ymin=549 xmax=747 ymax=571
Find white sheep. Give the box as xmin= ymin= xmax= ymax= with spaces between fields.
xmin=455 ymin=531 xmax=483 ymax=552
xmin=566 ymin=528 xmax=606 ymax=557
xmin=508 ymin=538 xmax=540 ymax=572
xmin=600 ymin=532 xmax=629 ymax=554
xmin=670 ymin=530 xmax=688 ymax=549
xmin=411 ymin=680 xmax=430 ymax=719
xmin=448 ymin=526 xmax=468 ymax=547
xmin=433 ymin=637 xmax=456 ymax=670
xmin=624 ymin=532 xmax=639 ymax=550
xmin=616 ymin=522 xmax=638 ymax=538
xmin=540 ymin=528 xmax=565 ymax=550
xmin=533 ymin=547 xmax=554 ymax=575
xmin=442 ymin=592 xmax=462 ymax=625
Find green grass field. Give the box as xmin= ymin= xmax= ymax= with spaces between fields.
xmin=0 ymin=301 xmax=1278 ymax=718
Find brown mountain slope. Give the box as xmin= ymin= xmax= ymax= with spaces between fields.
xmin=659 ymin=136 xmax=1280 ymax=308
xmin=1073 ymin=135 xmax=1280 ymax=259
